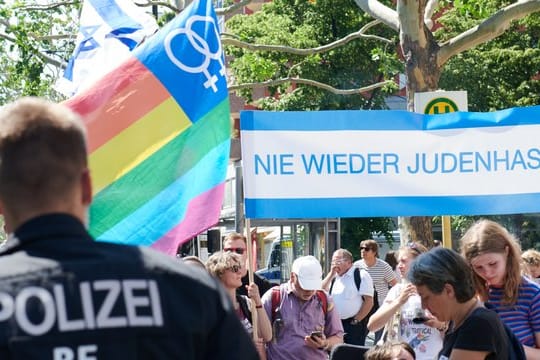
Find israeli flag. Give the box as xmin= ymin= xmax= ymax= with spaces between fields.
xmin=56 ymin=0 xmax=158 ymax=97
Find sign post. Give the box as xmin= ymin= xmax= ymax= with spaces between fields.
xmin=414 ymin=91 xmax=468 ymax=249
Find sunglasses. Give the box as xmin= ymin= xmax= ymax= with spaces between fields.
xmin=360 ymin=247 xmax=371 ymax=251
xmin=228 ymin=265 xmax=241 ymax=273
xmin=407 ymin=242 xmax=423 ymax=255
xmin=224 ymin=247 xmax=245 ymax=255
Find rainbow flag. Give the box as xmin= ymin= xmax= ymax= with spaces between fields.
xmin=65 ymin=0 xmax=230 ymax=255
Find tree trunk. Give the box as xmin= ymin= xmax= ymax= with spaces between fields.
xmin=398 ymin=0 xmax=441 ymax=246
xmin=398 ymin=216 xmax=433 ymax=248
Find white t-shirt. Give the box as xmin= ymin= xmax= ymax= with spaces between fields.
xmin=386 ymin=284 xmax=443 ymax=360
xmin=330 ymin=267 xmax=374 ymax=319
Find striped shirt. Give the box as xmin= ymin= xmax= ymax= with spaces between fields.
xmin=487 ymin=276 xmax=540 ymax=347
xmin=354 ymin=258 xmax=397 ymax=307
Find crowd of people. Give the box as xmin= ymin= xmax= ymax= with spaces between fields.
xmin=179 ymin=223 xmax=537 ymax=360
xmin=0 ymin=97 xmax=538 ymax=359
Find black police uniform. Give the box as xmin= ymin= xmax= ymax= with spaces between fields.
xmin=0 ymin=214 xmax=258 ymax=360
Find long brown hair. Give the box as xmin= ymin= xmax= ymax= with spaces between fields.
xmin=460 ymin=219 xmax=522 ymax=305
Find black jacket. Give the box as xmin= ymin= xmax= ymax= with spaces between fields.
xmin=0 ymin=214 xmax=258 ymax=359
xmin=238 ymin=272 xmax=273 ymax=297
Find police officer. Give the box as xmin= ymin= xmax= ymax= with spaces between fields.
xmin=0 ymin=98 xmax=258 ymax=359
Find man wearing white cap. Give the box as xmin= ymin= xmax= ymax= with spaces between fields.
xmin=261 ymin=255 xmax=344 ymax=360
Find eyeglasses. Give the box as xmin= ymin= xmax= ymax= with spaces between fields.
xmin=228 ymin=265 xmax=241 ymax=273
xmin=407 ymin=242 xmax=422 ymax=255
xmin=360 ymin=247 xmax=371 ymax=251
xmin=523 ymin=258 xmax=539 ymax=266
xmin=224 ymin=247 xmax=245 ymax=255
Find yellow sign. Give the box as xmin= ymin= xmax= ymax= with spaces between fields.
xmin=424 ymin=97 xmax=459 ymax=114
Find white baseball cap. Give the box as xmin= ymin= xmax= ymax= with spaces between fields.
xmin=292 ymin=255 xmax=322 ymax=290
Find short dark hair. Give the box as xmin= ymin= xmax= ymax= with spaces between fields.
xmin=222 ymin=232 xmax=246 ymax=246
xmin=384 ymin=251 xmax=398 ymax=269
xmin=407 ymin=247 xmax=475 ymax=303
xmin=360 ymin=239 xmax=379 ymax=257
xmin=0 ymin=98 xmax=87 ymax=216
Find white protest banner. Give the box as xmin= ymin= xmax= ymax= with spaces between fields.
xmin=240 ymin=106 xmax=540 ymax=218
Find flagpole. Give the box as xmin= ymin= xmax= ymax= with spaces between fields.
xmin=244 ymin=218 xmax=258 ymax=340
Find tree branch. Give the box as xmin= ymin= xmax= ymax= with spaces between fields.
xmin=16 ymin=1 xmax=78 ymax=11
xmin=438 ymin=0 xmax=540 ymax=66
xmin=135 ymin=1 xmax=180 ymax=13
xmin=216 ymin=0 xmax=252 ymax=16
xmin=0 ymin=32 xmax=16 ymax=43
xmin=353 ymin=0 xmax=399 ymax=31
xmin=0 ymin=32 xmax=66 ymax=68
xmin=424 ymin=0 xmax=438 ymax=29
xmin=228 ymin=77 xmax=393 ymax=95
xmin=37 ymin=51 xmax=66 ymax=68
xmin=135 ymin=0 xmax=251 ymax=15
xmin=222 ymin=20 xmax=392 ymax=55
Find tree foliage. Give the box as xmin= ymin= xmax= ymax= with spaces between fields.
xmin=439 ymin=10 xmax=540 ymax=111
xmin=0 ymin=0 xmax=539 ymax=248
xmin=341 ymin=217 xmax=396 ymax=259
xmin=225 ymin=0 xmax=400 ymax=110
xmin=0 ymin=0 xmax=79 ymax=104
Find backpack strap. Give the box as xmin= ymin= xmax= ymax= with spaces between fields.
xmin=330 ymin=267 xmax=362 ymax=294
xmin=316 ymin=290 xmax=329 ymax=315
xmin=272 ymin=286 xmax=329 ymax=320
xmin=354 ymin=267 xmax=361 ymax=291
xmin=271 ymin=286 xmax=281 ymax=323
xmin=236 ymin=294 xmax=252 ymax=324
xmin=329 ymin=278 xmax=336 ymax=294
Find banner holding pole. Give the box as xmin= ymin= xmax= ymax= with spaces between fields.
xmin=240 ymin=106 xmax=540 ymax=218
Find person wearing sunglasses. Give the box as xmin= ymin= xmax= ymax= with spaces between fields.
xmin=207 ymin=251 xmax=273 ymax=359
xmin=223 ymin=232 xmax=273 ymax=297
xmin=354 ymin=239 xmax=398 ymax=342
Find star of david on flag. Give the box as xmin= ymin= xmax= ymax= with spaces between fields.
xmin=56 ymin=0 xmax=158 ymax=97
xmin=65 ymin=0 xmax=231 ymax=255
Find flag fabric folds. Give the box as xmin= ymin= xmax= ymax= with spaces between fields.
xmin=56 ymin=0 xmax=158 ymax=97
xmin=65 ymin=0 xmax=230 ymax=255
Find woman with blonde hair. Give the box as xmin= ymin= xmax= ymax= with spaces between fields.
xmin=206 ymin=251 xmax=272 ymax=358
xmin=364 ymin=341 xmax=415 ymax=360
xmin=367 ymin=242 xmax=444 ymax=359
xmin=460 ymin=219 xmax=540 ymax=359
xmin=521 ymin=249 xmax=540 ymax=284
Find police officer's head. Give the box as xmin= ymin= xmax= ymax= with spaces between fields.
xmin=0 ymin=97 xmax=91 ymax=231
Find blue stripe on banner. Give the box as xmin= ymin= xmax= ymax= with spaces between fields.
xmin=89 ymin=0 xmax=142 ymax=31
xmin=134 ymin=0 xmax=227 ymax=124
xmin=245 ymin=193 xmax=540 ymax=218
xmin=240 ymin=105 xmax=540 ymax=132
xmin=97 ymin=139 xmax=230 ymax=245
